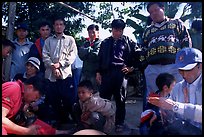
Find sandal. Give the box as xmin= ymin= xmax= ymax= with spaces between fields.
xmin=115 ymin=124 xmax=124 ymax=132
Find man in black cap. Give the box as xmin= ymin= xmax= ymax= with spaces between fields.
xmin=10 ymin=23 xmax=33 ymax=80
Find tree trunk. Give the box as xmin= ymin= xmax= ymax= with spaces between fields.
xmin=3 ymin=2 xmax=16 ymax=81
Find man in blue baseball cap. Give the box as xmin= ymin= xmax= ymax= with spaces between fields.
xmin=10 ymin=23 xmax=33 ymax=80
xmin=147 ymin=47 xmax=202 ymax=135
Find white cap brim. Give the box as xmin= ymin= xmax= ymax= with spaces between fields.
xmin=178 ymin=63 xmax=197 ymax=70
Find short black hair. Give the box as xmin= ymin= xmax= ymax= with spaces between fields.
xmin=53 ymin=17 xmax=65 ymax=25
xmin=156 ymin=73 xmax=176 ymax=91
xmin=87 ymin=24 xmax=99 ymax=31
xmin=2 ymin=39 xmax=15 ymax=50
xmin=147 ymin=2 xmax=164 ymax=12
xmin=24 ymin=76 xmax=47 ymax=96
xmin=78 ymin=80 xmax=94 ymax=92
xmin=38 ymin=21 xmax=51 ymax=29
xmin=111 ymin=19 xmax=126 ymax=30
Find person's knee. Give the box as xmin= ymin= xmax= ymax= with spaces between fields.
xmin=89 ymin=112 xmax=105 ymax=125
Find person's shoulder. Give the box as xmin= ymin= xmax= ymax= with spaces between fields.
xmin=168 ymin=18 xmax=184 ymax=25
xmin=102 ymin=36 xmax=112 ymax=43
xmin=2 ymin=80 xmax=23 ymax=93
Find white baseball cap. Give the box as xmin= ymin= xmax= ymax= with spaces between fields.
xmin=26 ymin=57 xmax=40 ymax=71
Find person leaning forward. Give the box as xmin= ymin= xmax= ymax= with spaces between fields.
xmin=148 ymin=47 xmax=202 ymax=135
xmin=2 ymin=76 xmax=71 ymax=135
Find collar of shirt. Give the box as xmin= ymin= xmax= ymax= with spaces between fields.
xmin=152 ymin=16 xmax=169 ymax=27
xmin=13 ymin=38 xmax=31 ymax=46
xmin=187 ymin=73 xmax=202 ymax=88
xmin=53 ymin=33 xmax=66 ymax=39
xmin=16 ymin=80 xmax=25 ymax=94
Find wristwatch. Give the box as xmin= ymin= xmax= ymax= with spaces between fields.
xmin=172 ymin=103 xmax=179 ymax=112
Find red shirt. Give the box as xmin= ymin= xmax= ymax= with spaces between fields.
xmin=2 ymin=80 xmax=24 ymax=119
xmin=2 ymin=80 xmax=56 ymax=135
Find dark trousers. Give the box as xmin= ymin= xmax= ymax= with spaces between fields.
xmin=72 ymin=68 xmax=82 ymax=95
xmin=99 ymin=67 xmax=127 ymax=125
xmin=47 ymin=76 xmax=77 ymax=123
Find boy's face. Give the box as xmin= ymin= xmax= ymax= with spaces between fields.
xmin=39 ymin=25 xmax=51 ymax=40
xmin=26 ymin=62 xmax=38 ymax=76
xmin=16 ymin=29 xmax=28 ymax=39
xmin=88 ymin=28 xmax=98 ymax=40
xmin=112 ymin=28 xmax=123 ymax=40
xmin=164 ymin=81 xmax=176 ymax=94
xmin=78 ymin=87 xmax=92 ymax=102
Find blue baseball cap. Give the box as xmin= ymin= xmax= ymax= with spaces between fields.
xmin=175 ymin=48 xmax=202 ymax=70
xmin=17 ymin=23 xmax=28 ymax=30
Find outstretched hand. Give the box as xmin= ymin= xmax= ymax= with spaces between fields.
xmin=147 ymin=97 xmax=174 ymax=110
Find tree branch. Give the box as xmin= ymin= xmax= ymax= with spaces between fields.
xmin=57 ymin=2 xmax=102 ymax=23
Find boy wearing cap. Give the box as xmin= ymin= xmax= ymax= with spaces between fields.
xmin=13 ymin=57 xmax=42 ymax=82
xmin=148 ymin=47 xmax=202 ymax=135
xmin=10 ymin=23 xmax=33 ymax=80
xmin=72 ymin=80 xmax=115 ymax=134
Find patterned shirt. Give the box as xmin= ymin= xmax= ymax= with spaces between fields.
xmin=141 ymin=17 xmax=192 ymax=65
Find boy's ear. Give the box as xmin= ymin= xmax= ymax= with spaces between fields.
xmin=162 ymin=85 xmax=168 ymax=91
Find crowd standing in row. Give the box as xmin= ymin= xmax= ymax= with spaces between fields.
xmin=2 ymin=2 xmax=202 ymax=135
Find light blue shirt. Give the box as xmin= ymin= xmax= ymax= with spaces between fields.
xmin=10 ymin=38 xmax=33 ymax=80
xmin=170 ymin=73 xmax=202 ymax=129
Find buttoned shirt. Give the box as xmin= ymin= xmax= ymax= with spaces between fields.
xmin=170 ymin=73 xmax=202 ymax=128
xmin=42 ymin=33 xmax=77 ymax=82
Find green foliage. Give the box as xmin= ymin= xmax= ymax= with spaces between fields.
xmin=2 ymin=2 xmax=95 ymax=41
xmin=2 ymin=2 xmax=202 ymax=43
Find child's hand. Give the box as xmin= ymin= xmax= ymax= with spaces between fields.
xmin=81 ymin=111 xmax=91 ymax=122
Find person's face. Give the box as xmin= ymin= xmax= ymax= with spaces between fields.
xmin=2 ymin=46 xmax=12 ymax=58
xmin=23 ymin=84 xmax=40 ymax=104
xmin=78 ymin=87 xmax=92 ymax=102
xmin=179 ymin=64 xmax=202 ymax=84
xmin=88 ymin=28 xmax=98 ymax=41
xmin=112 ymin=28 xmax=123 ymax=40
xmin=148 ymin=4 xmax=165 ymax=23
xmin=39 ymin=25 xmax=51 ymax=40
xmin=163 ymin=81 xmax=176 ymax=95
xmin=53 ymin=20 xmax=65 ymax=34
xmin=16 ymin=29 xmax=28 ymax=39
xmin=26 ymin=62 xmax=38 ymax=76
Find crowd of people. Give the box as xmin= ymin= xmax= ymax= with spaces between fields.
xmin=2 ymin=2 xmax=202 ymax=135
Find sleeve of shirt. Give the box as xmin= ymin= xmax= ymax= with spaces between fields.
xmin=42 ymin=37 xmax=53 ymax=68
xmin=173 ymin=102 xmax=202 ymax=123
xmin=2 ymin=83 xmax=21 ymax=113
xmin=176 ymin=19 xmax=192 ymax=48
